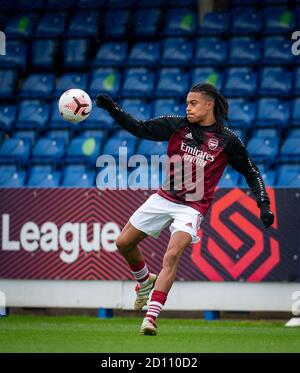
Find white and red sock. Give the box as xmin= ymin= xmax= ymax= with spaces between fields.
xmin=145 ymin=290 xmax=167 ymax=322
xmin=129 ymin=261 xmax=149 ymax=286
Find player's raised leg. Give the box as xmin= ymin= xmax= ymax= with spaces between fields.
xmin=116 ymin=222 xmax=157 ymax=311
xmin=140 ymin=231 xmax=192 ymax=335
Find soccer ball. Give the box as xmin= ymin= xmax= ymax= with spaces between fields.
xmin=58 ymin=89 xmax=92 ymax=123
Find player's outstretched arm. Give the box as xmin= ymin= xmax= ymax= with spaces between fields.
xmin=227 ymin=134 xmax=274 ymax=229
xmin=96 ymin=93 xmax=183 ymax=141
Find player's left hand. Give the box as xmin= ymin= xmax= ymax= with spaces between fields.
xmin=260 ymin=202 xmax=274 ymax=228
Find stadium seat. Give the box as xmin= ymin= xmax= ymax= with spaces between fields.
xmin=66 ymin=137 xmax=102 ymax=166
xmin=102 ymin=138 xmax=136 ymax=159
xmin=111 ymin=129 xmax=137 ymax=140
xmin=79 ymin=129 xmax=106 ymax=142
xmin=89 ymin=68 xmax=121 ymax=98
xmin=133 ymin=9 xmax=162 ymax=38
xmin=12 ymin=130 xmax=37 ymax=145
xmin=293 ymin=68 xmax=300 ymax=96
xmin=291 ymin=98 xmax=300 ymax=126
xmin=46 ymin=129 xmax=71 ymax=145
xmin=63 ymin=38 xmax=89 ymax=69
xmin=0 ymin=105 xmax=17 ymax=131
xmin=0 ymin=70 xmax=16 ymax=99
xmin=0 ymin=169 xmax=26 ymax=187
xmin=161 ymin=38 xmax=193 ymax=66
xmin=156 ymin=68 xmax=190 ymax=98
xmin=153 ymin=99 xmax=185 ymax=117
xmin=104 ymin=10 xmax=130 ymax=39
xmin=17 ymin=0 xmax=46 ymax=10
xmin=224 ymin=68 xmax=257 ymax=97
xmin=16 ymin=101 xmax=50 ymax=130
xmin=227 ymin=99 xmax=256 ymax=128
xmin=127 ymin=42 xmax=161 ymax=67
xmin=55 ymin=73 xmax=88 ymax=98
xmin=218 ymin=167 xmax=240 ymax=187
xmin=256 ymin=98 xmax=290 ymax=128
xmin=68 ymin=11 xmax=99 ymax=37
xmin=47 ymin=0 xmax=76 ymax=9
xmin=0 ymin=138 xmax=31 ymax=166
xmin=191 ymin=68 xmax=223 ymax=91
xmin=62 ymin=164 xmax=95 ymax=187
xmin=198 ymin=11 xmax=229 ymax=35
xmin=31 ymin=40 xmax=57 ymax=69
xmin=20 ymin=73 xmax=55 ymax=99
xmin=276 ymin=164 xmax=300 ymax=186
xmin=94 ymin=42 xmax=128 ymax=67
xmin=263 ymin=8 xmax=295 ymax=35
xmin=247 ymin=133 xmax=279 ymax=164
xmin=194 ymin=38 xmax=227 ymax=66
xmin=228 ymin=37 xmax=261 ymax=66
xmin=5 ymin=13 xmax=38 ymax=39
xmin=82 ymin=100 xmax=114 ymax=130
xmin=0 ymin=41 xmax=26 ymax=70
xmin=231 ymin=7 xmax=263 ymax=35
xmin=121 ymin=99 xmax=152 ymax=121
xmin=280 ymin=130 xmax=300 ymax=162
xmin=77 ymin=0 xmax=105 ymax=8
xmin=35 ymin=12 xmax=67 ymax=37
xmin=122 ymin=68 xmax=155 ymax=98
xmin=32 ymin=138 xmax=65 ymax=163
xmin=137 ymin=139 xmax=167 ymax=158
xmin=27 ymin=169 xmax=61 ymax=187
xmin=258 ymin=67 xmax=292 ymax=97
xmin=263 ymin=37 xmax=294 ymax=65
xmin=164 ymin=9 xmax=196 ymax=36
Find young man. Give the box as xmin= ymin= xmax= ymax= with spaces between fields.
xmin=96 ymin=83 xmax=274 ymax=336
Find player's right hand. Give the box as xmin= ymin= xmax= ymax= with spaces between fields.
xmin=96 ymin=94 xmax=116 ymax=111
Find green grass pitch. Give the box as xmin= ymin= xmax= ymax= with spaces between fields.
xmin=0 ymin=316 xmax=300 ymax=353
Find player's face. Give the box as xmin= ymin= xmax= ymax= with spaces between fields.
xmin=186 ymin=92 xmax=214 ymax=123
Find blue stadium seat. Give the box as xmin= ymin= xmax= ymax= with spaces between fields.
xmin=47 ymin=0 xmax=76 ymax=9
xmin=27 ymin=169 xmax=61 ymax=187
xmin=263 ymin=37 xmax=294 ymax=65
xmin=62 ymin=165 xmax=95 ymax=187
xmin=191 ymin=68 xmax=223 ymax=91
xmin=102 ymin=138 xmax=136 ymax=158
xmin=32 ymin=40 xmax=57 ymax=69
xmin=164 ymin=9 xmax=196 ymax=36
xmin=0 ymin=105 xmax=17 ymax=131
xmin=79 ymin=129 xmax=106 ymax=141
xmin=122 ymin=68 xmax=155 ymax=98
xmin=198 ymin=11 xmax=229 ymax=35
xmin=247 ymin=134 xmax=279 ymax=164
xmin=63 ymin=39 xmax=89 ymax=69
xmin=258 ymin=67 xmax=292 ymax=97
xmin=35 ymin=12 xmax=67 ymax=37
xmin=12 ymin=130 xmax=37 ymax=145
xmin=111 ymin=129 xmax=137 ymax=140
xmin=0 ymin=41 xmax=26 ymax=70
xmin=218 ymin=167 xmax=240 ymax=187
xmin=293 ymin=68 xmax=300 ymax=96
xmin=68 ymin=12 xmax=99 ymax=37
xmin=256 ymin=98 xmax=290 ymax=128
xmin=227 ymin=99 xmax=256 ymax=128
xmin=82 ymin=100 xmax=114 ymax=130
xmin=231 ymin=7 xmax=263 ymax=35
xmin=276 ymin=164 xmax=300 ymax=186
xmin=77 ymin=0 xmax=105 ymax=8
xmin=5 ymin=13 xmax=38 ymax=39
xmin=46 ymin=129 xmax=71 ymax=145
xmin=48 ymin=101 xmax=70 ymax=129
xmin=280 ymin=130 xmax=300 ymax=162
xmin=0 ymin=70 xmax=16 ymax=99
xmin=156 ymin=68 xmax=190 ymax=98
xmin=137 ymin=139 xmax=167 ymax=158
xmin=0 ymin=169 xmax=26 ymax=187
xmin=55 ymin=73 xmax=88 ymax=98
xmin=0 ymin=138 xmax=31 ymax=166
xmin=291 ymin=98 xmax=300 ymax=126
xmin=16 ymin=101 xmax=50 ymax=130
xmin=228 ymin=37 xmax=261 ymax=66
xmin=224 ymin=68 xmax=257 ymax=97
xmin=263 ymin=8 xmax=295 ymax=35
xmin=194 ymin=38 xmax=228 ymax=66
xmin=21 ymin=73 xmax=55 ymax=99
xmin=128 ymin=42 xmax=161 ymax=67
xmin=17 ymin=0 xmax=47 ymax=10
xmin=89 ymin=68 xmax=121 ymax=98
xmin=104 ymin=10 xmax=130 ymax=39
xmin=133 ymin=9 xmax=161 ymax=38
xmin=32 ymin=138 xmax=65 ymax=163
xmin=94 ymin=42 xmax=128 ymax=67
xmin=66 ymin=137 xmax=102 ymax=166
xmin=254 ymin=128 xmax=278 ymax=138
xmin=121 ymin=99 xmax=152 ymax=120
xmin=161 ymin=38 xmax=193 ymax=66
xmin=153 ymin=99 xmax=185 ymax=117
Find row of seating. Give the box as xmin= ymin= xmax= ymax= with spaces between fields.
xmin=1 ymin=36 xmax=297 ymax=72
xmin=1 ymin=97 xmax=300 ymax=131
xmin=1 ymin=163 xmax=299 ymax=188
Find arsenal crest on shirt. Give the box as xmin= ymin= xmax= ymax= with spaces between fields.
xmin=208 ymin=137 xmax=219 ymax=150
